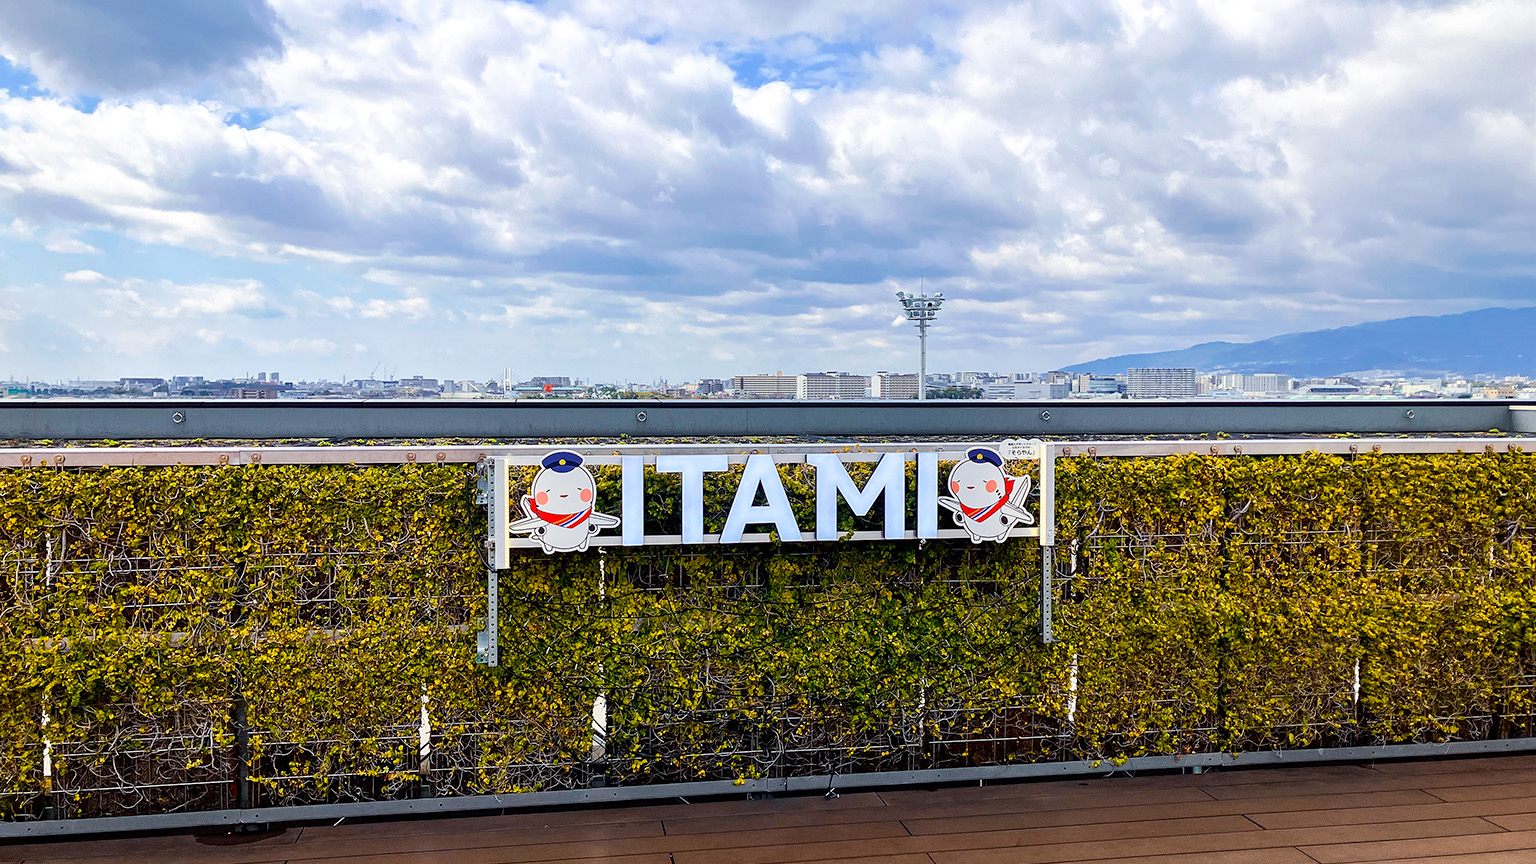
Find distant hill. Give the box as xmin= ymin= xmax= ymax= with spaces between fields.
xmin=1062 ymin=307 xmax=1536 ymax=377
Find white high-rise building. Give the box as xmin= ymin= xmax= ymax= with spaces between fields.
xmin=796 ymin=372 xmax=870 ymax=399
xmin=732 ymin=373 xmax=798 ymax=397
xmin=1126 ymin=368 xmax=1198 ymax=398
xmin=1244 ymin=374 xmax=1291 ymax=393
xmin=872 ymin=372 xmax=918 ymax=399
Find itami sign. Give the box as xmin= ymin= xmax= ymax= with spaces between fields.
xmin=486 ymin=441 xmax=1054 ymax=564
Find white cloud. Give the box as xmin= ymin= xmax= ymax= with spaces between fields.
xmin=41 ymin=235 xmax=99 ymax=254
xmin=63 ymin=268 xmax=104 ymax=282
xmin=0 ymin=0 xmax=1533 ymax=379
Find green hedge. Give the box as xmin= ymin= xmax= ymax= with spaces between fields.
xmin=1 ymin=452 xmax=1533 ymax=819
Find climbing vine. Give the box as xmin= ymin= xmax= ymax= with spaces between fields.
xmin=0 ymin=450 xmax=1532 ymax=820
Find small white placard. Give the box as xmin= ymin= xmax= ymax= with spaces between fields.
xmin=1000 ymin=438 xmax=1044 ymax=461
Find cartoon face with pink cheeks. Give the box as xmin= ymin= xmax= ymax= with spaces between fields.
xmin=509 ymin=451 xmax=620 ymax=553
xmin=937 ymin=448 xmax=1034 ymax=543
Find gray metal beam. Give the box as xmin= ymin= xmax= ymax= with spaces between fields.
xmin=0 ymin=399 xmax=1525 ymax=440
xmin=5 ymin=737 xmax=1533 ymax=839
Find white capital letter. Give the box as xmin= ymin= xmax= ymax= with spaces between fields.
xmin=917 ymin=451 xmax=938 ymax=539
xmin=622 ymin=456 xmax=644 ymax=546
xmin=655 ymin=454 xmax=729 ymax=543
xmin=807 ymin=453 xmax=906 ymax=540
xmin=721 ymin=455 xmax=803 ymax=543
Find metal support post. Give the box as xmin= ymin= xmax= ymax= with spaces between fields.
xmin=1042 ymin=546 xmax=1054 ymax=644
xmin=1039 ymin=442 xmax=1056 ymax=644
xmin=232 ymin=691 xmax=250 ymax=810
xmin=476 ymin=457 xmax=506 ymax=666
xmin=918 ymin=318 xmax=928 ymax=401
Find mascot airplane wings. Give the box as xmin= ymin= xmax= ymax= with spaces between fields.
xmin=938 ymin=447 xmax=1034 ymax=543
xmin=509 ymin=451 xmax=620 ymax=553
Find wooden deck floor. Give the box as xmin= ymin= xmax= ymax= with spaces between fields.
xmin=9 ymin=755 xmax=1536 ymax=863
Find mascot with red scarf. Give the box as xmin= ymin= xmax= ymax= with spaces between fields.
xmin=938 ymin=447 xmax=1034 ymax=543
xmin=510 ymin=451 xmax=621 ymax=553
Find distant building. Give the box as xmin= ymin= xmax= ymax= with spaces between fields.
xmin=796 ymin=372 xmax=869 ymax=399
xmin=398 ymin=376 xmax=441 ymax=391
xmin=1302 ymin=381 xmax=1362 ymax=396
xmin=1126 ymin=368 xmax=1197 ymax=399
xmin=1219 ymin=373 xmax=1291 ymax=394
xmin=119 ymin=377 xmax=165 ymax=391
xmin=955 ymin=371 xmax=1006 ymax=388
xmin=695 ymin=378 xmax=726 ymax=396
xmin=872 ymin=372 xmax=918 ymax=399
xmin=732 ymin=373 xmax=798 ymax=398
xmin=1073 ymin=374 xmax=1123 ymax=395
xmin=983 ymin=380 xmax=1070 ymax=399
xmin=525 ymin=376 xmax=571 ymax=388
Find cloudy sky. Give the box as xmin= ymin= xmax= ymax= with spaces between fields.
xmin=0 ymin=0 xmax=1533 ymax=383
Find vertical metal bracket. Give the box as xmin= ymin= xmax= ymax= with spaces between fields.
xmin=476 ymin=457 xmax=507 ymax=666
xmin=1039 ymin=442 xmax=1056 ymax=644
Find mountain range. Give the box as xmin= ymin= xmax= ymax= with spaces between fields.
xmin=1062 ymin=306 xmax=1536 ymax=378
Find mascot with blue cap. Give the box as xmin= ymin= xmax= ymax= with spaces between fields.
xmin=509 ymin=451 xmax=621 ymax=553
xmin=937 ymin=447 xmax=1034 ymax=543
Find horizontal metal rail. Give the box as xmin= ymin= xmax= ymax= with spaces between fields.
xmin=0 ymin=399 xmax=1533 ymax=440
xmin=0 ymin=437 xmax=1532 ymax=468
xmin=5 ymin=737 xmax=1533 ymax=839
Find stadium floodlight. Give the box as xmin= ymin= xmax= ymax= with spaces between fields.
xmin=895 ymin=288 xmax=945 ymax=400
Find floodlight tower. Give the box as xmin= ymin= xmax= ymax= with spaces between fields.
xmin=895 ymin=288 xmax=945 ymax=400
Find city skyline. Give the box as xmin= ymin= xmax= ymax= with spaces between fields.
xmin=2 ymin=1 xmax=1535 ymax=380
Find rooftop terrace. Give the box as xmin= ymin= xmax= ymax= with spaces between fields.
xmin=6 ymin=755 xmax=1536 ymax=864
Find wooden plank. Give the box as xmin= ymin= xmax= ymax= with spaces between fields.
xmin=1250 ymin=796 xmax=1536 ymax=830
xmin=1367 ymin=756 xmax=1536 ymax=776
xmin=1301 ymin=827 xmax=1536 ymax=863
xmin=1483 ymin=813 xmax=1536 ymax=831
xmin=289 ymin=819 xmax=912 ymax=864
xmin=297 ymin=793 xmax=889 ymax=841
xmin=495 ymin=856 xmax=672 ymax=864
xmin=670 ymin=815 xmax=1260 ymax=864
xmin=1363 ymin=848 xmax=1536 ymax=854
xmin=1428 ymin=782 xmax=1536 ymax=803
xmin=4 ymin=833 xmax=299 ymax=864
xmin=902 ymin=790 xmax=1441 ymax=835
xmin=771 ymin=858 xmax=933 ymax=864
xmin=663 ymin=787 xmax=1218 ymax=837
xmin=1200 ymin=768 xmax=1536 ymax=800
xmin=256 ymin=820 xmax=665 ymax=860
xmin=660 ymin=805 xmax=911 ymax=837
xmin=0 ymin=831 xmax=297 ymax=862
xmin=929 ymin=816 xmax=1500 ymax=864
xmin=1008 ymin=851 xmax=1315 ymax=864
xmin=21 ymin=851 xmax=289 ymax=864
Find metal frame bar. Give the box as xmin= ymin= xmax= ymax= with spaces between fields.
xmin=0 ymin=437 xmax=1529 ymax=468
xmin=0 ymin=398 xmax=1530 ymax=440
xmin=6 ymin=737 xmax=1534 ymax=838
xmin=1056 ymin=437 xmax=1536 ymax=457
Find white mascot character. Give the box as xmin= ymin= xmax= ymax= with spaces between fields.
xmin=937 ymin=447 xmax=1034 ymax=543
xmin=509 ymin=451 xmax=620 ymax=553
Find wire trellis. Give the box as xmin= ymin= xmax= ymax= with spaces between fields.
xmin=3 ymin=453 xmax=1535 ymax=824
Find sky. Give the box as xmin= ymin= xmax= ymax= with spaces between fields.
xmin=0 ymin=0 xmax=1533 ymax=383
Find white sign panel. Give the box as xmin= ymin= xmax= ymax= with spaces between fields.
xmin=491 ymin=443 xmax=1048 ymax=560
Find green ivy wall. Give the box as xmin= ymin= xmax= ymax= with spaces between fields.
xmin=1 ymin=451 xmax=1532 ymax=820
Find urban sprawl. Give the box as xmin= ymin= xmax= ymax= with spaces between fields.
xmin=9 ymin=369 xmax=1536 ymax=400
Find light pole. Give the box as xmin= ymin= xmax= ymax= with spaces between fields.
xmin=895 ymin=288 xmax=944 ymax=400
